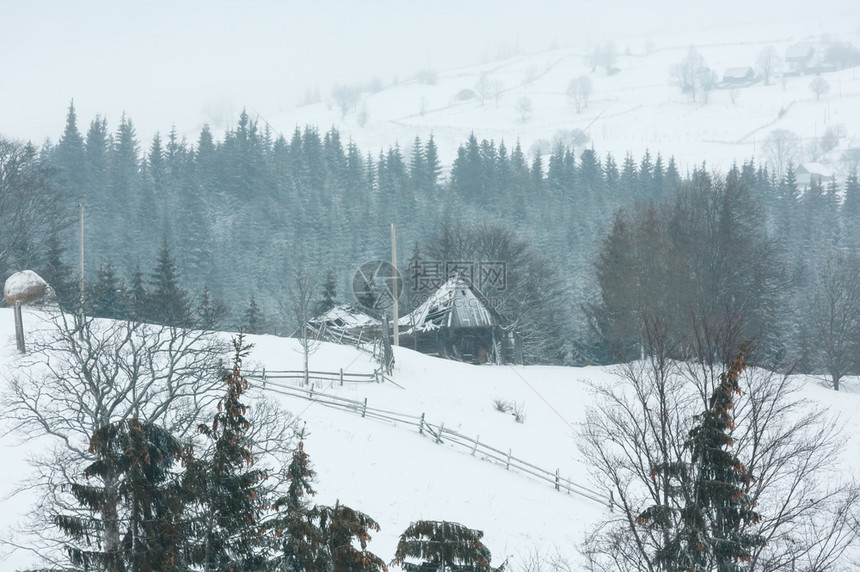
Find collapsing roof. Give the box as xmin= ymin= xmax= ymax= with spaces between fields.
xmin=310 ymin=304 xmax=380 ymax=330
xmin=401 ymin=276 xmax=503 ymax=333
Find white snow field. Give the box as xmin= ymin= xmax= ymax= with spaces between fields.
xmin=263 ymin=18 xmax=860 ymax=179
xmin=2 ymin=306 xmax=860 ymax=570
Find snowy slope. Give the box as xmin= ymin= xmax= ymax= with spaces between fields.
xmin=2 ymin=307 xmax=860 ymax=570
xmin=262 ymin=20 xmax=860 ymax=177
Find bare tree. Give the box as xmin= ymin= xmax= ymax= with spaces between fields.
xmin=516 ymin=96 xmax=533 ymax=121
xmin=808 ymin=251 xmax=860 ymax=390
xmin=670 ymin=46 xmax=712 ymax=102
xmin=287 ymin=270 xmax=320 ymax=384
xmin=810 ymin=76 xmax=831 ymax=100
xmin=762 ymin=129 xmax=800 ymax=179
xmin=2 ymin=310 xmax=228 ymax=566
xmin=599 ymin=42 xmax=618 ymax=74
xmin=580 ymin=349 xmax=859 ymax=571
xmin=524 ymin=65 xmax=538 ymax=86
xmin=475 ymin=73 xmax=491 ymax=106
xmin=331 ymin=83 xmax=360 ymax=117
xmin=755 ymin=46 xmax=782 ymax=85
xmin=567 ymin=76 xmax=593 ymax=113
xmin=490 ymin=79 xmax=506 ymax=108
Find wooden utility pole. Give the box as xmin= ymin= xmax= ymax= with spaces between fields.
xmin=79 ymin=204 xmax=85 ymax=328
xmin=391 ymin=222 xmax=399 ymax=347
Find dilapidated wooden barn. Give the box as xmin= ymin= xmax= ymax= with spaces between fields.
xmin=398 ymin=276 xmax=519 ymax=364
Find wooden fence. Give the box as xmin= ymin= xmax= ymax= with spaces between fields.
xmin=247 ymin=373 xmax=612 ymax=509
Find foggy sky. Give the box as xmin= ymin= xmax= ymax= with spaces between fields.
xmin=1 ymin=0 xmax=854 ymax=146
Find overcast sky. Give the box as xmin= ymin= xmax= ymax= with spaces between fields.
xmin=1 ymin=1 xmax=855 ymax=146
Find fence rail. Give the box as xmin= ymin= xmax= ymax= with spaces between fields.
xmin=248 ymin=373 xmax=612 ymax=509
xmin=246 ymin=368 xmax=381 ymax=385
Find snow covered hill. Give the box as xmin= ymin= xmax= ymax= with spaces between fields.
xmin=262 ymin=20 xmax=860 ymax=178
xmin=2 ymin=307 xmax=860 ymax=570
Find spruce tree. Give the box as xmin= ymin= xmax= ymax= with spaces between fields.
xmin=682 ymin=353 xmax=764 ymax=571
xmin=147 ymin=240 xmax=191 ymax=325
xmin=316 ymin=501 xmax=387 ymax=572
xmin=130 ymin=263 xmax=148 ymax=320
xmin=270 ymin=432 xmax=327 ymax=572
xmin=391 ymin=520 xmax=496 ymax=572
xmin=40 ymin=231 xmax=76 ymax=310
xmin=242 ymin=295 xmax=267 ymax=334
xmin=55 ymin=418 xmax=188 ymax=572
xmin=314 ymin=271 xmax=338 ymax=316
xmin=88 ymin=261 xmax=128 ymax=319
xmin=638 ymin=353 xmax=764 ymax=571
xmin=198 ymin=284 xmax=229 ymax=330
xmin=186 ymin=334 xmax=268 ymax=571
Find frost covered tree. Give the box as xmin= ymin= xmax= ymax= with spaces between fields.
xmin=54 ymin=418 xmax=188 ymax=572
xmin=316 ymin=502 xmax=387 ymax=572
xmin=808 ymin=251 xmax=860 ymax=390
xmin=314 ymin=270 xmax=338 ymax=316
xmin=5 ymin=309 xmax=226 ymax=568
xmin=147 ymin=239 xmax=191 ymax=326
xmin=637 ymin=353 xmax=764 ymax=571
xmin=580 ymin=340 xmax=859 ymax=571
xmin=242 ymin=295 xmax=268 ymax=334
xmin=0 ymin=136 xmax=68 ymax=277
xmin=755 ymin=46 xmax=781 ymax=85
xmin=392 ymin=520 xmax=498 ymax=572
xmin=270 ymin=434 xmax=327 ymax=572
xmin=185 ymin=334 xmax=269 ymax=571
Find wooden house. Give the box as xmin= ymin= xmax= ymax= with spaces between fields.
xmin=721 ymin=66 xmax=755 ymax=86
xmin=785 ymin=43 xmax=814 ymax=74
xmin=398 ymin=276 xmax=518 ymax=364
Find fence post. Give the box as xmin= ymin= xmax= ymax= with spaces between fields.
xmin=437 ymin=423 xmax=444 ymax=444
xmin=13 ymin=301 xmax=25 ymax=354
xmin=472 ymin=435 xmax=480 ymax=456
xmin=506 ymin=449 xmax=512 ymax=470
xmin=339 ymin=368 xmax=344 ymax=386
xmin=555 ymin=469 xmax=560 ymax=491
xmin=261 ymin=367 xmax=266 ymax=389
xmin=362 ymin=397 xmax=367 ymax=418
xmin=419 ymin=413 xmax=425 ymax=435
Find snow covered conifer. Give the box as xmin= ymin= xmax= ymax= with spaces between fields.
xmin=270 ymin=431 xmax=327 ymax=572
xmin=54 ymin=418 xmax=187 ymax=571
xmin=316 ymin=501 xmax=387 ymax=572
xmin=638 ymin=352 xmax=764 ymax=571
xmin=186 ymin=333 xmax=268 ymax=571
xmin=242 ymin=295 xmax=267 ymax=334
xmin=392 ymin=520 xmax=498 ymax=572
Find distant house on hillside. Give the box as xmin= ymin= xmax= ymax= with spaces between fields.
xmin=796 ymin=162 xmax=836 ymax=187
xmin=721 ymin=66 xmax=755 ymax=86
xmin=785 ymin=43 xmax=815 ymax=74
xmin=398 ymin=276 xmax=519 ymax=364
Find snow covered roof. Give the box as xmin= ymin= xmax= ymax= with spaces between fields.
xmin=722 ymin=67 xmax=754 ymax=81
xmin=401 ymin=276 xmax=501 ymax=332
xmin=310 ymin=304 xmax=380 ymax=329
xmin=785 ymin=43 xmax=814 ymax=61
xmin=797 ymin=162 xmax=834 ymax=177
